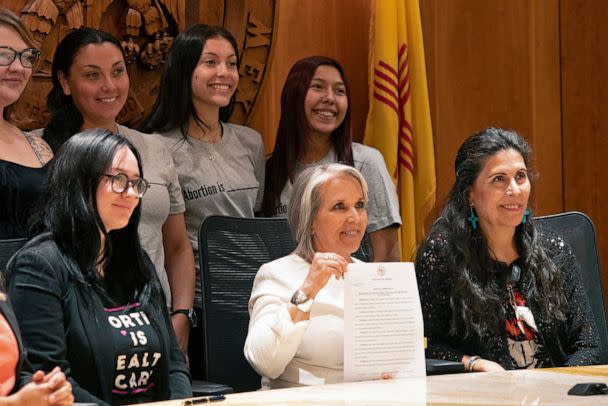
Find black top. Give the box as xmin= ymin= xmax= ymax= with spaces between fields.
xmin=102 ymin=302 xmax=162 ymax=404
xmin=0 ymin=160 xmax=47 ymax=239
xmin=416 ymin=230 xmax=600 ymax=369
xmin=6 ymin=233 xmax=191 ymax=405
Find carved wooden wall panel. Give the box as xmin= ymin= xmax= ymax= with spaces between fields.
xmin=4 ymin=0 xmax=276 ymax=131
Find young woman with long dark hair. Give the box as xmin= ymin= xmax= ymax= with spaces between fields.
xmin=141 ymin=25 xmax=265 ymax=370
xmin=262 ymin=56 xmax=401 ymax=262
xmin=40 ymin=28 xmax=195 ymax=353
xmin=7 ymin=130 xmax=191 ymax=405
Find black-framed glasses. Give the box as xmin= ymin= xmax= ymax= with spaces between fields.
xmin=103 ymin=173 xmax=150 ymax=198
xmin=0 ymin=46 xmax=41 ymax=68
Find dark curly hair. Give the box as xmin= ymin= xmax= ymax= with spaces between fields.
xmin=417 ymin=127 xmax=565 ymax=337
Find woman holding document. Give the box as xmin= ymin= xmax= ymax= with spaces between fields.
xmin=245 ymin=163 xmax=381 ymax=388
xmin=416 ymin=128 xmax=600 ymax=372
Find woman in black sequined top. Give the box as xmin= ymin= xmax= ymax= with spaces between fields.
xmin=415 ymin=128 xmax=599 ymax=372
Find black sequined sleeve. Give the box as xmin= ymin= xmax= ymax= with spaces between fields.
xmin=547 ymin=236 xmax=601 ymax=366
xmin=415 ymin=235 xmax=466 ymax=363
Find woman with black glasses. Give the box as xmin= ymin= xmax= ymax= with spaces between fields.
xmin=0 ymin=8 xmax=52 ymax=238
xmin=7 ymin=130 xmax=191 ymax=405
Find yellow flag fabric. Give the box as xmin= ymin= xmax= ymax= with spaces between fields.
xmin=364 ymin=0 xmax=436 ymax=260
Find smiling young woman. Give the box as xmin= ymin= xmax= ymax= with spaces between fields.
xmin=39 ymin=27 xmax=196 ymax=357
xmin=141 ymin=24 xmax=265 ymax=379
xmin=7 ymin=130 xmax=191 ymax=405
xmin=56 ymin=42 xmax=129 ymax=131
xmin=262 ymin=56 xmax=401 ymax=262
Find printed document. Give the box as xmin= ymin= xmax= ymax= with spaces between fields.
xmin=343 ymin=262 xmax=425 ymax=382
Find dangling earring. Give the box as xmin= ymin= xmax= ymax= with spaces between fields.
xmin=521 ymin=209 xmax=530 ymax=224
xmin=467 ymin=205 xmax=478 ymax=230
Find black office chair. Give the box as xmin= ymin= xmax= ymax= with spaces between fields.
xmin=534 ymin=211 xmax=608 ymax=363
xmin=0 ymin=237 xmax=28 ymax=274
xmin=198 ymin=216 xmax=297 ymax=393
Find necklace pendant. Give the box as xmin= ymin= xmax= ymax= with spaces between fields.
xmin=511 ymin=264 xmax=521 ymax=283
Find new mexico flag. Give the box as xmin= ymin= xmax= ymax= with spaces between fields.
xmin=364 ymin=0 xmax=436 ymax=260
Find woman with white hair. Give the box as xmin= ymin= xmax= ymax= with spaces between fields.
xmin=244 ymin=163 xmax=368 ymax=388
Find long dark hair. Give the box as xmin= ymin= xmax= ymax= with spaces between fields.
xmin=43 ymin=28 xmax=125 ymax=152
xmin=31 ymin=129 xmax=151 ymax=298
xmin=417 ymin=127 xmax=565 ymax=337
xmin=141 ymin=24 xmax=239 ymax=137
xmin=262 ymin=56 xmax=354 ymax=216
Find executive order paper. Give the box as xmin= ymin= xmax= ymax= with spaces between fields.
xmin=343 ymin=262 xmax=425 ymax=382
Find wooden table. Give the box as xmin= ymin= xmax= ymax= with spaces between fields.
xmin=146 ymin=365 xmax=608 ymax=405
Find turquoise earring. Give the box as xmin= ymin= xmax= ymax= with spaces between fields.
xmin=468 ymin=206 xmax=478 ymax=230
xmin=521 ymin=209 xmax=530 ymax=224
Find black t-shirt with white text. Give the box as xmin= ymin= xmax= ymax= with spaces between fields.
xmin=103 ymin=301 xmax=161 ymax=404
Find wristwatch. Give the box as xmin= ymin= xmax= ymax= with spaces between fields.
xmin=290 ymin=289 xmax=314 ymax=313
xmin=171 ymin=308 xmax=198 ymax=328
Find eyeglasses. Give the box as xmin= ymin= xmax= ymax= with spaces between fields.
xmin=0 ymin=46 xmax=40 ymax=68
xmin=103 ymin=173 xmax=150 ymax=198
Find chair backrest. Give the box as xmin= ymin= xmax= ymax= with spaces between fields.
xmin=353 ymin=232 xmax=372 ymax=262
xmin=0 ymin=237 xmax=28 ymax=275
xmin=198 ymin=216 xmax=297 ymax=393
xmin=533 ymin=211 xmax=608 ymax=363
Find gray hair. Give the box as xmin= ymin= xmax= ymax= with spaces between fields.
xmin=287 ymin=163 xmax=368 ymax=262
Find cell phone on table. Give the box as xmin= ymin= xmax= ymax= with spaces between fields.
xmin=568 ymin=383 xmax=608 ymax=396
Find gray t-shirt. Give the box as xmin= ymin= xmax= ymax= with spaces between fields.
xmin=274 ymin=143 xmax=401 ymax=232
xmin=118 ymin=125 xmax=185 ymax=307
xmin=155 ymin=123 xmax=265 ymax=307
